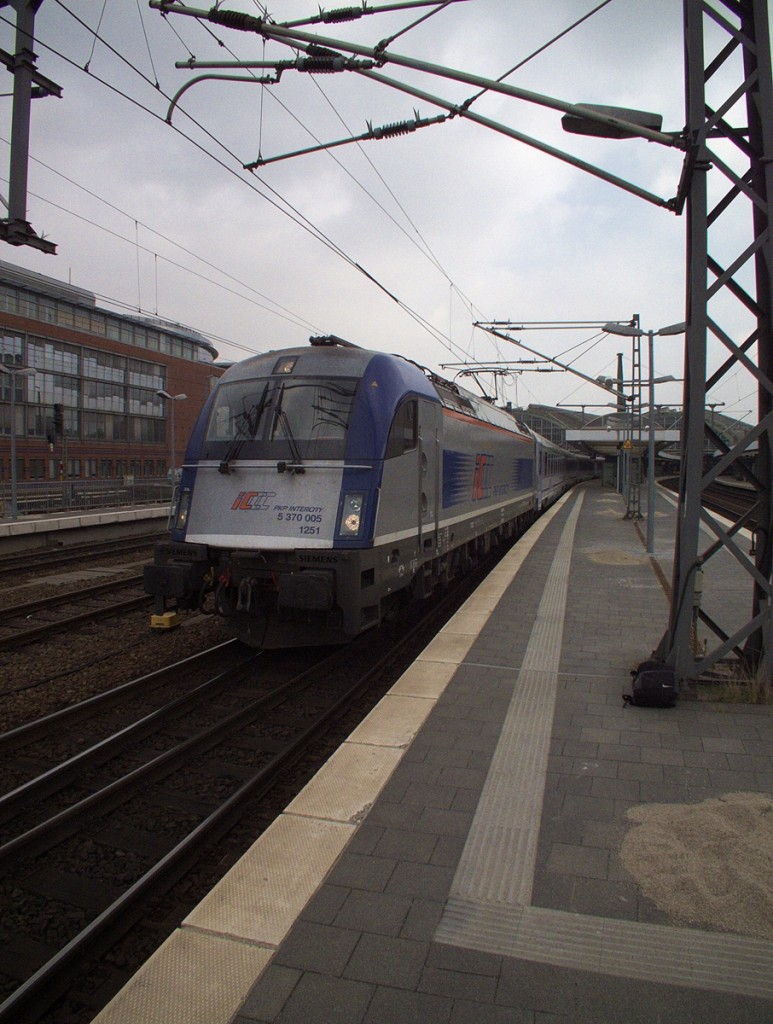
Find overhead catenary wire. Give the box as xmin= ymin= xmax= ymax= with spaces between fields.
xmin=175 ymin=10 xmax=496 ymax=343
xmin=10 ymin=0 xmax=641 ymax=405
xmin=19 ymin=3 xmax=475 ymax=364
xmin=0 ymin=140 xmax=324 ymax=338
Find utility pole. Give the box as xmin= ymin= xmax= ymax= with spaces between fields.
xmin=659 ymin=0 xmax=773 ymax=680
xmin=0 ymin=0 xmax=60 ymax=253
xmin=149 ymin=0 xmax=773 ymax=681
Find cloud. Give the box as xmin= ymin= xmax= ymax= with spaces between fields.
xmin=0 ymin=0 xmax=757 ymax=416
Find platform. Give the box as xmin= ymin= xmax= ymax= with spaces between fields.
xmin=0 ymin=504 xmax=168 ymax=552
xmin=93 ymin=481 xmax=773 ymax=1024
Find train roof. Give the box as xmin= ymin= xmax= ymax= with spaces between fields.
xmin=217 ymin=339 xmax=532 ymax=439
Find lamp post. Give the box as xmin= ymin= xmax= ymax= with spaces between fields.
xmin=0 ymin=363 xmax=35 ymax=519
xmin=156 ymin=390 xmax=187 ymax=481
xmin=603 ymin=322 xmax=685 ymax=553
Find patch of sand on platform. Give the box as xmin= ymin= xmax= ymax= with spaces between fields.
xmin=584 ymin=549 xmax=649 ymax=566
xmin=620 ymin=792 xmax=773 ymax=939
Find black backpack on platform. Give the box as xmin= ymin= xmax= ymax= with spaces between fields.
xmin=624 ymin=659 xmax=679 ymax=708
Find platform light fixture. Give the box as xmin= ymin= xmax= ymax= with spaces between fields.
xmin=156 ymin=390 xmax=187 ymax=480
xmin=0 ymin=363 xmax=35 ymax=520
xmin=603 ymin=322 xmax=686 ymax=553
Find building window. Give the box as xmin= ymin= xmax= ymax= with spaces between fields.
xmin=57 ymin=304 xmax=75 ymax=327
xmin=28 ymin=458 xmax=45 ymax=480
xmin=82 ymin=350 xmax=124 ymax=383
xmin=129 ymin=417 xmax=165 ymax=443
xmin=0 ymin=333 xmax=23 ymax=365
xmin=29 ymin=338 xmax=80 ymax=375
xmin=83 ymin=380 xmax=125 ymax=412
xmin=128 ymin=358 xmax=164 ymax=390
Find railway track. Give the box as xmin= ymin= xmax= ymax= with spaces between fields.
xmin=0 ymin=536 xmax=162 ymax=579
xmin=659 ymin=475 xmax=757 ymax=525
xmin=0 ymin=576 xmax=152 ymax=650
xmin=0 ymin=546 xmax=498 ymax=1024
xmin=0 ymin=639 xmax=256 ymax=788
xmin=0 ymin=643 xmax=313 ymax=1023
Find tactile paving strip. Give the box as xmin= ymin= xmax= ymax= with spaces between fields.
xmin=436 ymin=490 xmax=773 ymax=1000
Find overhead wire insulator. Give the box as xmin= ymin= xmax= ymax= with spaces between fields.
xmin=369 ymin=113 xmax=448 ymax=139
xmin=306 ymin=44 xmax=344 ymax=60
xmin=297 ymin=47 xmax=375 ymax=74
xmin=321 ymin=6 xmax=365 ymax=22
xmin=207 ymin=9 xmax=264 ymax=33
xmin=370 ymin=119 xmax=419 ymax=139
xmin=299 ymin=56 xmax=347 ymax=73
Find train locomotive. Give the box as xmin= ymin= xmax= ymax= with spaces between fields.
xmin=144 ymin=337 xmax=593 ymax=647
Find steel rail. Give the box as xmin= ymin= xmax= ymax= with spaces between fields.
xmin=0 ymin=536 xmax=502 ymax=1024
xmin=0 ymin=638 xmax=242 ymax=751
xmin=0 ymin=574 xmax=145 ymax=620
xmin=0 ymin=593 xmax=152 ymax=649
xmin=0 ymin=649 xmax=262 ymax=824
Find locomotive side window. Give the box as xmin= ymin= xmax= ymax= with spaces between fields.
xmin=385 ymin=400 xmax=417 ymax=459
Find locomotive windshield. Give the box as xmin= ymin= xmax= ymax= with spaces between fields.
xmin=203 ymin=376 xmax=358 ymax=461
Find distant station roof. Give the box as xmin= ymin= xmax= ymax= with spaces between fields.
xmin=514 ymin=402 xmax=753 ymax=461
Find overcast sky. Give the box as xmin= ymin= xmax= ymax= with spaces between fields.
xmin=0 ymin=0 xmax=765 ymax=422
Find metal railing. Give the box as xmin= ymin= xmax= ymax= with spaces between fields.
xmin=0 ymin=477 xmax=173 ymax=518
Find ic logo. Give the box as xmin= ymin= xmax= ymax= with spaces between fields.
xmin=472 ymin=454 xmax=493 ymax=501
xmin=231 ymin=490 xmax=276 ymax=511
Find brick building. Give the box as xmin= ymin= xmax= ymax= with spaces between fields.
xmin=0 ymin=260 xmax=226 ymax=486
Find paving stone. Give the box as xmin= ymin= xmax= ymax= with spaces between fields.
xmin=617 ymin=761 xmax=663 ymax=782
xmin=372 ymin=827 xmax=438 ymax=863
xmin=419 ymin=964 xmax=499 ymax=1002
xmin=589 ymin=776 xmax=641 ymax=801
xmin=417 ymin=806 xmax=474 ymax=837
xmin=237 ymin=964 xmax=300 ymax=1022
xmin=386 ymin=860 xmax=456 ymax=900
xmin=449 ymin=999 xmax=533 ymax=1023
xmin=300 ymin=884 xmax=350 ymax=925
xmin=362 ymin=985 xmax=453 ymax=1023
xmin=399 ymin=897 xmax=445 ymax=940
xmin=429 ymin=833 xmax=466 ymax=868
xmin=567 ymin=876 xmax=641 ymax=919
xmin=426 ymin=943 xmax=502 ymax=977
xmin=545 ymin=842 xmax=610 ymax=880
xmin=272 ymin=920 xmax=360 ymax=975
xmin=702 ymin=736 xmax=748 ymax=754
xmin=640 ymin=746 xmax=685 ymax=766
xmin=343 ymin=932 xmax=429 ymax=988
xmin=334 ymin=889 xmax=412 ymax=936
xmin=276 ymin=972 xmax=374 ymax=1024
xmin=329 ymin=851 xmax=396 ymax=892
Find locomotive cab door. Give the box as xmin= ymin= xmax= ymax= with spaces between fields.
xmin=417 ymin=399 xmax=441 ymax=555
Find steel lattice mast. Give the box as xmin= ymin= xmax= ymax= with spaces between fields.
xmin=661 ymin=0 xmax=773 ymax=681
xmin=151 ymin=0 xmax=773 ymax=681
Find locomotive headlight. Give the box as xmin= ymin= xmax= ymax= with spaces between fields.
xmin=175 ymin=489 xmax=191 ymax=531
xmin=339 ymin=493 xmax=365 ymax=537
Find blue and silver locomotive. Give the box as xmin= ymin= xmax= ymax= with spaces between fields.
xmin=144 ymin=337 xmax=592 ymax=647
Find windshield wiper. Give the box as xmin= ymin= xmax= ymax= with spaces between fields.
xmin=218 ymin=388 xmax=269 ymax=474
xmin=276 ymin=408 xmax=305 ymax=474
